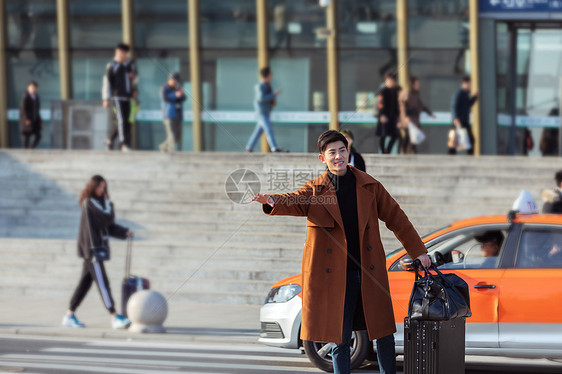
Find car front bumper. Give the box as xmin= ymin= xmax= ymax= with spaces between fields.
xmin=258 ymin=295 xmax=302 ymax=349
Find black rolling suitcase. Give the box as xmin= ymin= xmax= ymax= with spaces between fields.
xmin=121 ymin=238 xmax=150 ymax=317
xmin=404 ymin=317 xmax=466 ymax=374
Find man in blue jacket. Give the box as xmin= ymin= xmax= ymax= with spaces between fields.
xmin=449 ymin=76 xmax=478 ymax=155
xmin=160 ymin=72 xmax=186 ymax=152
xmin=246 ymin=67 xmax=282 ymax=152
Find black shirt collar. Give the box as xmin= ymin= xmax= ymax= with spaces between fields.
xmin=327 ymin=166 xmax=354 ymax=187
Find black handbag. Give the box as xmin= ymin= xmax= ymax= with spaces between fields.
xmin=84 ymin=201 xmax=110 ymax=262
xmin=408 ymin=261 xmax=471 ymax=321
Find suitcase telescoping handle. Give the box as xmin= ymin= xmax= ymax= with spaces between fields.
xmin=125 ymin=237 xmax=133 ymax=278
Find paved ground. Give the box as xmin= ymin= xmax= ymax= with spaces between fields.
xmin=1 ymin=336 xmax=561 ymax=374
xmin=1 ymin=295 xmax=561 ymax=373
xmin=0 ymin=295 xmax=261 ymax=344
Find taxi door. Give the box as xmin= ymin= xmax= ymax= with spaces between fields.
xmin=498 ymin=224 xmax=562 ymax=354
xmin=389 ymin=224 xmax=509 ymax=349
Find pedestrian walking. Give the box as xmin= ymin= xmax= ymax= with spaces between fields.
xmin=159 ymin=73 xmax=186 ymax=153
xmin=102 ymin=43 xmax=137 ymax=152
xmin=63 ymin=175 xmax=133 ymax=329
xmin=449 ymin=76 xmax=478 ymax=155
xmin=245 ymin=66 xmax=283 ymax=153
xmin=19 ymin=81 xmax=42 ymax=149
xmin=252 ymin=130 xmax=431 ymax=374
xmin=340 ymin=129 xmax=366 ymax=172
xmin=376 ymin=73 xmax=400 ymax=154
xmin=398 ymin=77 xmax=435 ymax=154
xmin=542 ymin=170 xmax=562 ymax=214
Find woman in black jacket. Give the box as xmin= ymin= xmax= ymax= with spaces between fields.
xmin=63 ymin=175 xmax=133 ymax=329
xmin=19 ymin=81 xmax=42 ymax=149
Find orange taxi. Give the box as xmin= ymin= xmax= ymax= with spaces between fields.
xmin=259 ymin=213 xmax=562 ymax=371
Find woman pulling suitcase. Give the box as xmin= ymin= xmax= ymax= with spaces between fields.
xmin=63 ymin=175 xmax=133 ymax=329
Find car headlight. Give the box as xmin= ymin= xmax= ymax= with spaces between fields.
xmin=265 ymin=284 xmax=301 ymax=304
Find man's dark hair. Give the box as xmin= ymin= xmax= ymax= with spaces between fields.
xmin=384 ymin=72 xmax=396 ymax=81
xmin=410 ymin=76 xmax=419 ymax=86
xmin=555 ymin=170 xmax=562 ymax=187
xmin=461 ymin=75 xmax=471 ymax=83
xmin=317 ymin=130 xmax=348 ymax=154
xmin=475 ymin=231 xmax=504 ymax=246
xmin=28 ymin=81 xmax=38 ymax=88
xmin=116 ymin=43 xmax=130 ymax=52
xmin=260 ymin=66 xmax=271 ymax=79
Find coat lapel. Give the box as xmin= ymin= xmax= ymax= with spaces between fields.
xmin=352 ymin=167 xmax=376 ymax=235
xmin=314 ymin=171 xmax=344 ymax=230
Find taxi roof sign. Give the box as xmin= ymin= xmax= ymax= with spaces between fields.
xmin=512 ymin=190 xmax=538 ymax=214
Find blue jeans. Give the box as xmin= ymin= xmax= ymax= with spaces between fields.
xmin=332 ymin=270 xmax=397 ymax=374
xmin=246 ymin=113 xmax=278 ymax=151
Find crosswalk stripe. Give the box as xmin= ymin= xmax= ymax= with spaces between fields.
xmin=0 ymin=361 xmax=175 ymax=374
xmin=44 ymin=347 xmax=309 ymax=363
xmin=1 ymin=354 xmax=319 ymax=373
xmin=86 ymin=341 xmax=301 ymax=355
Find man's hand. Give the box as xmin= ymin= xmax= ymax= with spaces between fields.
xmin=415 ymin=254 xmax=431 ymax=268
xmin=453 ymin=118 xmax=461 ymax=127
xmin=380 ymin=115 xmax=387 ymax=124
xmin=252 ymin=194 xmax=274 ymax=207
xmin=103 ymin=100 xmax=109 ymax=108
xmin=126 ymin=230 xmax=134 ymax=238
xmin=274 ymin=90 xmax=281 ymax=96
xmin=175 ymin=89 xmax=184 ymax=97
xmin=25 ymin=120 xmax=31 ymax=125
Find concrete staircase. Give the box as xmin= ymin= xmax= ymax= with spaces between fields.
xmin=0 ymin=150 xmax=559 ymax=306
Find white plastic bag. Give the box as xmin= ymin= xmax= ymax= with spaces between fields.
xmin=408 ymin=122 xmax=426 ymax=145
xmin=455 ymin=127 xmax=472 ymax=151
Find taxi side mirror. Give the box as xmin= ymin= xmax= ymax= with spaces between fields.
xmin=399 ymin=256 xmax=414 ymax=271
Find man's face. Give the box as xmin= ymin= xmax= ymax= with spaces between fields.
xmin=318 ymin=140 xmax=349 ymax=175
xmin=168 ymin=78 xmax=177 ymax=87
xmin=386 ymin=78 xmax=395 ymax=88
xmin=480 ymin=241 xmax=499 ymax=257
xmin=264 ymin=73 xmax=272 ymax=83
xmin=345 ymin=136 xmax=353 ymax=148
xmin=115 ymin=48 xmax=128 ymax=62
xmin=413 ymin=80 xmax=420 ymax=91
xmin=462 ymin=81 xmax=471 ymax=91
xmin=27 ymin=84 xmax=37 ymax=94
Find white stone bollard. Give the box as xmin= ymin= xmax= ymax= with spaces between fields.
xmin=127 ymin=290 xmax=168 ymax=333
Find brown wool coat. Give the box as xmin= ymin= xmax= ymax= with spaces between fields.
xmin=263 ymin=166 xmax=426 ymax=343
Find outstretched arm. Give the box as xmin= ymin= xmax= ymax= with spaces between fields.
xmin=253 ymin=183 xmax=313 ymax=217
xmin=375 ymin=182 xmax=430 ymax=266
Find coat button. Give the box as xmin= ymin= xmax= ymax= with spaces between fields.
xmin=370 ymin=265 xmax=374 ymax=270
xmin=367 ymin=246 xmax=372 ymax=251
xmin=327 ymin=248 xmax=332 ymax=253
xmin=326 ymin=228 xmax=332 ymax=232
xmin=326 ymin=268 xmax=332 ymax=273
xmin=366 ymin=224 xmax=370 ymax=229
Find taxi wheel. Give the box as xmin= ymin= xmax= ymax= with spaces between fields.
xmin=303 ymin=331 xmax=370 ymax=372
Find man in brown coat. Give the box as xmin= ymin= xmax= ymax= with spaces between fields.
xmin=253 ymin=130 xmax=430 ymax=374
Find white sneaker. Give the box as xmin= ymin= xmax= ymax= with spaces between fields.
xmin=121 ymin=145 xmax=131 ymax=152
xmin=62 ymin=314 xmax=85 ymax=328
xmin=112 ymin=314 xmax=131 ymax=329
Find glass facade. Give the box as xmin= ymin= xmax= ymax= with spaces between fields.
xmin=134 ymin=0 xmax=191 ymax=151
xmin=496 ymin=23 xmax=562 ymax=156
xmin=5 ymin=0 xmax=556 ymax=156
xmin=5 ymin=0 xmax=59 ymax=148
